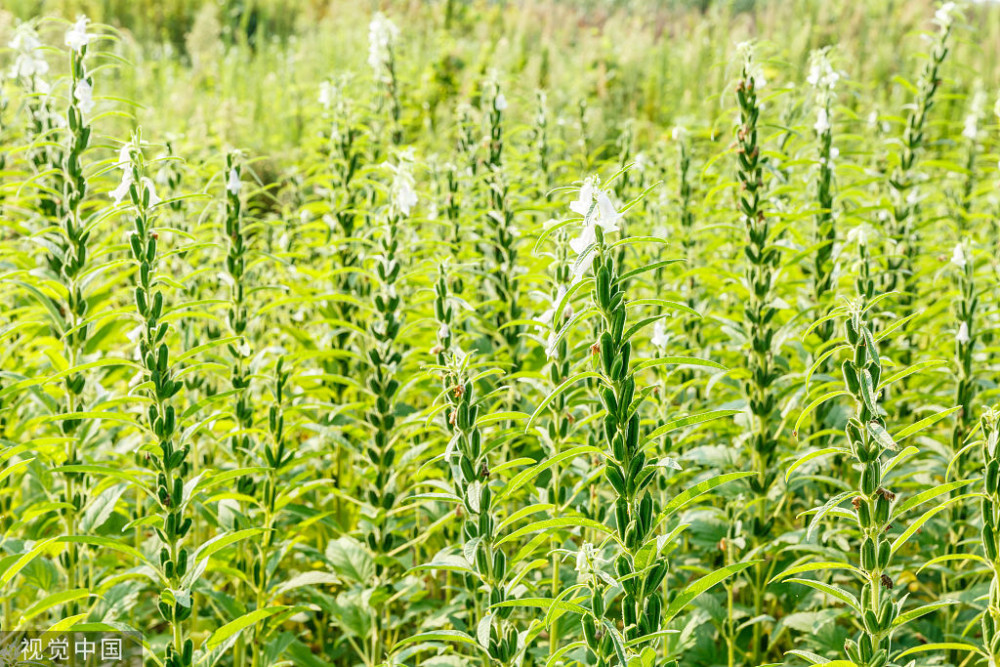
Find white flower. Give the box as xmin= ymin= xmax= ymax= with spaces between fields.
xmin=494 ymin=93 xmax=507 ymax=112
xmin=651 ymin=319 xmax=669 ymax=350
xmin=142 ymin=177 xmax=161 ymax=207
xmin=951 ymin=243 xmax=967 ymax=269
xmin=814 ymin=107 xmax=830 ymax=134
xmin=111 ymin=170 xmax=134 ymax=205
xmin=963 ymin=114 xmax=978 ymax=141
xmin=569 ymin=178 xmax=596 ymax=217
xmin=65 ymin=15 xmax=94 ymax=53
xmin=846 ymin=224 xmax=869 ymax=247
xmin=963 ymin=91 xmax=985 ymax=141
xmin=9 ymin=24 xmax=49 ymax=79
xmin=935 ymin=1 xmax=958 ymax=29
xmin=867 ymin=111 xmax=879 ymax=127
xmin=73 ymin=78 xmax=94 ymax=114
xmin=671 ymin=126 xmax=686 ymax=141
xmin=368 ymin=12 xmax=399 ymax=79
xmin=318 ymin=80 xmax=335 ymax=109
xmin=594 ymin=192 xmax=622 ymax=233
xmin=386 ymin=152 xmax=417 ymax=217
xmin=633 ymin=152 xmax=649 ymax=173
xmin=237 ymin=340 xmax=253 ymax=357
xmin=437 ymin=322 xmax=450 ymax=340
xmin=957 ymin=321 xmax=970 ymax=345
xmin=394 ymin=177 xmax=417 ymax=216
xmin=568 ymin=177 xmax=623 ymax=282
xmin=226 ymin=168 xmax=242 ymax=195
xmin=118 ymin=144 xmax=132 ymax=168
xmin=575 ymin=542 xmax=598 ymax=579
xmin=806 ymin=49 xmax=839 ymax=93
xmin=737 ymin=41 xmax=766 ymax=88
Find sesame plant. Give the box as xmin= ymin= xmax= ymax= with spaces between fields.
xmin=2 ymin=3 xmax=1000 ymax=667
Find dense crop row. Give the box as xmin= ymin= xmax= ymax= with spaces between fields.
xmin=1 ymin=2 xmax=1000 ymax=666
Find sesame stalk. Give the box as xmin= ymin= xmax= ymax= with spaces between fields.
xmin=881 ymin=3 xmax=957 ymax=384
xmin=120 ymin=133 xmax=193 ymax=667
xmin=570 ymin=177 xmax=669 ymax=665
xmin=431 ymin=270 xmax=520 ymax=666
xmin=838 ymin=305 xmax=899 ymax=667
xmin=979 ymin=408 xmax=1000 ymax=662
xmin=363 ymin=154 xmax=412 ymax=662
xmin=52 ymin=15 xmax=96 ymax=606
xmin=734 ymin=45 xmax=780 ymax=661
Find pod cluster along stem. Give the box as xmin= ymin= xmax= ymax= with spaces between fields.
xmin=432 ymin=271 xmax=519 ymax=666
xmin=574 ymin=180 xmax=673 ymax=667
xmin=840 ymin=307 xmax=900 ymax=667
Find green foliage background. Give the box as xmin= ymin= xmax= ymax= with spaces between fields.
xmin=2 ymin=1 xmax=1000 ymax=667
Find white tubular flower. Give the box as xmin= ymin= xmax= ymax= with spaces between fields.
xmin=935 ymin=1 xmax=958 ymax=30
xmin=846 ymin=224 xmax=869 ymax=247
xmin=437 ymin=322 xmax=450 ymax=340
xmin=9 ymin=24 xmax=49 ymax=79
xmin=814 ymin=107 xmax=830 ymax=134
xmin=111 ymin=144 xmax=135 ymax=205
xmin=226 ymin=168 xmax=242 ymax=195
xmin=569 ymin=178 xmax=596 ymax=217
xmin=568 ymin=176 xmax=623 ymax=282
xmin=318 ymin=80 xmax=335 ymax=110
xmin=142 ymin=177 xmax=161 ymax=207
xmin=962 ymin=90 xmax=985 ymax=141
xmin=651 ymin=319 xmax=669 ymax=350
xmin=737 ymin=41 xmax=766 ymax=88
xmin=956 ymin=321 xmax=970 ymax=345
xmin=494 ymin=93 xmax=508 ymax=111
xmin=383 ymin=151 xmax=417 ymax=217
xmin=575 ymin=542 xmax=598 ymax=580
xmin=73 ymin=79 xmax=94 ymax=114
xmin=633 ymin=152 xmax=649 ymax=173
xmin=368 ymin=12 xmax=399 ymax=80
xmin=951 ymin=243 xmax=967 ymax=269
xmin=111 ymin=171 xmax=134 ymax=205
xmin=65 ymin=15 xmax=95 ymax=53
xmin=807 ymin=48 xmax=839 ymax=93
xmin=963 ymin=114 xmax=977 ymax=141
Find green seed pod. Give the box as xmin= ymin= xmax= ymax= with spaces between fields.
xmin=877 ymin=539 xmax=891 ymax=570
xmin=591 ymin=587 xmax=604 ymax=618
xmin=844 ymin=639 xmax=860 ymax=665
xmin=843 ymin=360 xmax=860 ymax=393
xmin=863 ymin=609 xmax=878 ymax=634
xmin=861 ymin=537 xmax=876 ymax=571
xmin=985 ymin=525 xmax=998 ymax=561
xmin=582 ymin=615 xmax=599 ymax=650
xmin=605 ymin=464 xmax=626 ymax=497
xmin=874 ymin=494 xmax=890 ymax=525
xmin=857 ymin=499 xmax=872 ymax=529
xmin=493 ymin=549 xmax=506 ymax=579
xmin=861 ymin=462 xmax=880 ymax=496
xmin=859 ymin=633 xmax=873 ymax=661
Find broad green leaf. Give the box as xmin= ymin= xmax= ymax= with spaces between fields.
xmin=662 ymin=560 xmax=759 ymax=621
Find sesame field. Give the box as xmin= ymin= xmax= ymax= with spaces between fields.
xmin=3 ymin=1 xmax=1000 ymax=666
